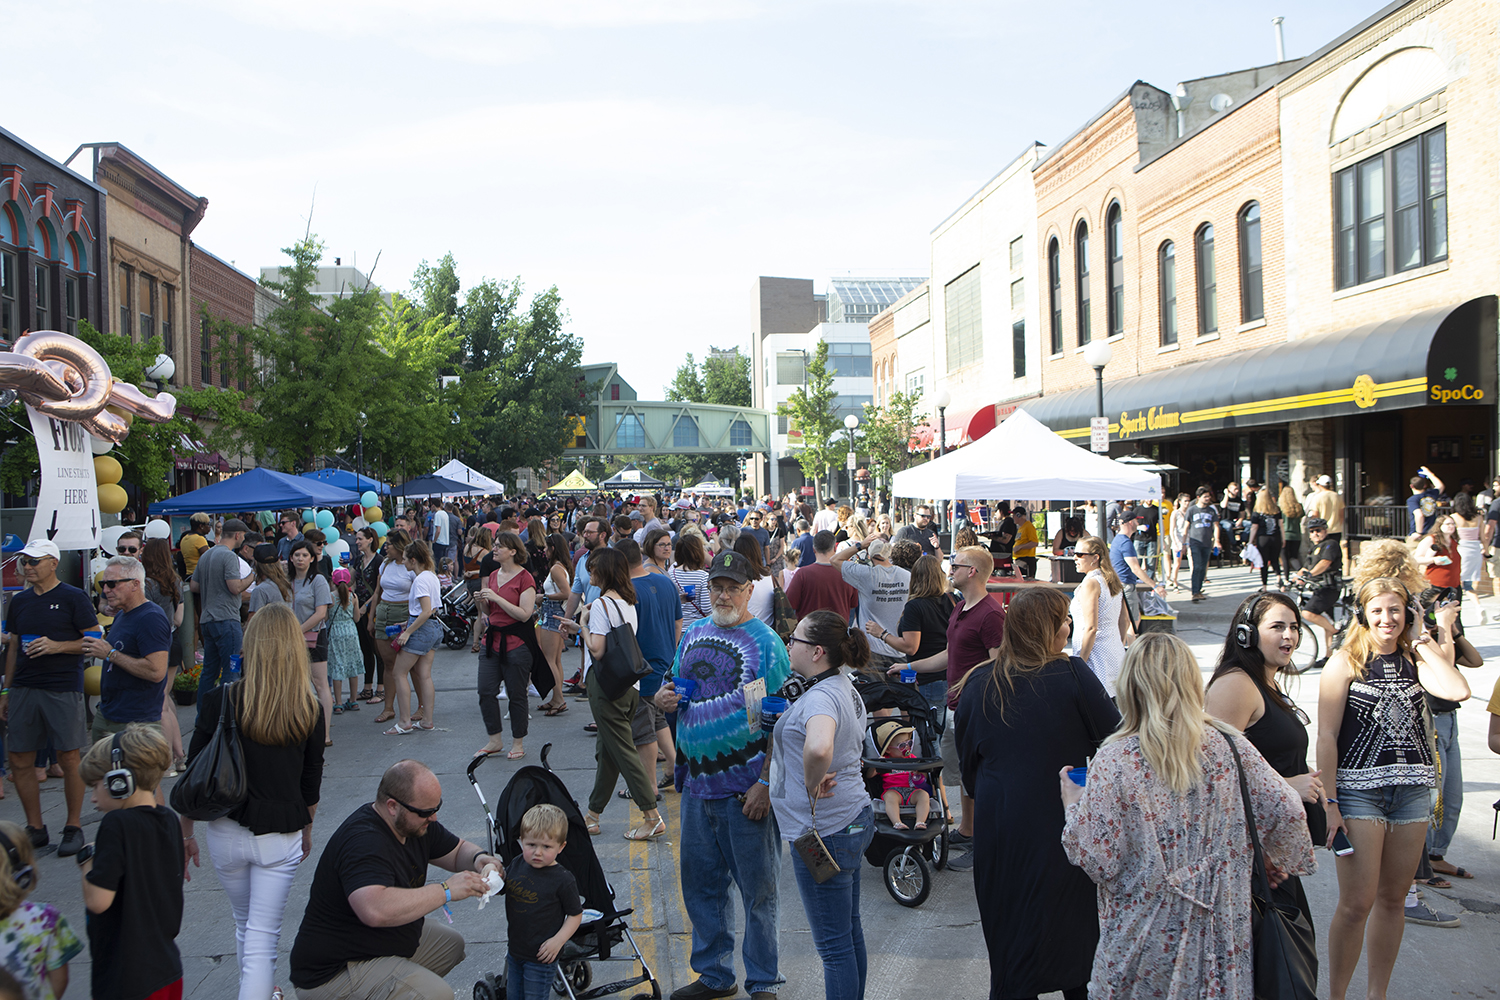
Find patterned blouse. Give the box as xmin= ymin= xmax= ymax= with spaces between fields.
xmin=1337 ymin=652 xmax=1435 ymax=789
xmin=0 ymin=900 xmax=82 ymax=1000
xmin=1062 ymin=729 xmax=1313 ymax=1000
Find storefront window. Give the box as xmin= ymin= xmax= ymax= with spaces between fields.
xmin=1159 ymin=241 xmax=1177 ymax=346
xmin=1195 ymin=224 xmax=1217 ymax=335
xmin=1075 ymin=222 xmax=1091 ymax=346
xmin=1336 ymin=124 xmax=1446 ymax=288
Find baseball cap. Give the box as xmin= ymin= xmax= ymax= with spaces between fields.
xmin=1305 ymin=517 xmax=1328 ymax=531
xmin=705 ymin=550 xmax=752 ymax=585
xmin=222 ymin=518 xmax=250 ymax=535
xmin=253 ymin=543 xmax=280 ymax=564
xmin=1122 ymin=506 xmax=1152 ymax=523
xmin=20 ymin=539 xmax=60 ymax=561
xmin=628 ymin=510 xmax=644 ymax=522
xmin=1316 ymin=475 xmax=1333 ymax=486
xmin=331 ymin=568 xmax=352 ymax=585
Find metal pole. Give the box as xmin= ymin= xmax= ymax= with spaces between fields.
xmin=1094 ymin=367 xmax=1107 ymax=540
xmin=938 ymin=405 xmax=947 ymax=533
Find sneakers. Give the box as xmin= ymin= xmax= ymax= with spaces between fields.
xmin=25 ymin=825 xmax=47 ymax=850
xmin=947 ymin=831 xmax=972 ymax=847
xmin=1406 ymin=901 xmax=1460 ymax=927
xmin=57 ymin=826 xmax=85 ymax=858
xmin=669 ymin=981 xmax=738 ymax=1000
xmin=947 ymin=849 xmax=976 ymax=871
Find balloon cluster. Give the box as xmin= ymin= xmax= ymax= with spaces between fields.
xmin=298 ymin=493 xmax=389 ymax=558
xmin=94 ymin=454 xmax=127 ymax=514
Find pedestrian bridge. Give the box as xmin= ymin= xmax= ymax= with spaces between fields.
xmin=564 ymin=401 xmax=771 ymax=457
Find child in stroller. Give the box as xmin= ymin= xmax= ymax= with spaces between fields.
xmin=874 ymin=721 xmax=930 ymax=830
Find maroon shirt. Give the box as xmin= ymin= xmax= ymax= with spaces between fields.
xmin=785 ymin=563 xmax=859 ymax=620
xmin=946 ymin=594 xmax=1006 ymax=705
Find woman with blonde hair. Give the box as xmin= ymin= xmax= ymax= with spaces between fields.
xmin=1247 ymin=489 xmax=1284 ymax=590
xmin=0 ymin=816 xmax=80 ymax=1000
xmin=1069 ymin=535 xmax=1131 ymax=696
xmin=1279 ymin=484 xmax=1305 ymax=578
xmin=1062 ymin=633 xmax=1313 ymax=1000
xmin=180 ymin=603 xmax=324 ymax=1000
xmin=958 ymin=588 xmax=1119 ymax=1000
xmin=370 ymin=529 xmax=414 ymax=725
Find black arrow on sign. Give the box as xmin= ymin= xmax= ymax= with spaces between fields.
xmin=45 ymin=511 xmax=59 ymax=541
xmin=91 ymin=510 xmax=97 ymax=546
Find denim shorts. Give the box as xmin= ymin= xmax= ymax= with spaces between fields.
xmin=402 ymin=616 xmax=445 ymax=655
xmin=1337 ymin=783 xmax=1434 ymax=826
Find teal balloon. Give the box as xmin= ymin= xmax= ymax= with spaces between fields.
xmin=361 ymin=491 xmax=379 ymax=508
xmin=315 ymin=509 xmax=335 ymax=530
xmin=372 ymin=521 xmax=390 ymax=538
xmin=302 ymin=509 xmax=315 ymax=522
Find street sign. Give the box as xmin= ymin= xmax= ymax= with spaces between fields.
xmin=1090 ymin=417 xmax=1110 ymax=454
xmin=846 ymin=451 xmax=857 ymax=470
xmin=800 ymin=486 xmax=815 ymax=496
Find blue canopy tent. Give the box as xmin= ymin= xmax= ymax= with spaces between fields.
xmin=300 ymin=468 xmax=391 ymax=495
xmin=392 ymin=474 xmax=487 ymax=498
xmin=148 ymin=467 xmax=362 ymax=516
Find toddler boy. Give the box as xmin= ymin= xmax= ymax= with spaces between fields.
xmin=505 ymin=804 xmax=583 ymax=1000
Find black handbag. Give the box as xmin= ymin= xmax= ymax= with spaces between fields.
xmin=170 ymin=683 xmax=249 ymax=821
xmin=1221 ymin=730 xmax=1319 ymax=1000
xmin=593 ymin=598 xmax=650 ymax=701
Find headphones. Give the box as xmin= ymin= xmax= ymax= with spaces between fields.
xmin=0 ymin=830 xmax=33 ymax=891
xmin=1233 ymin=596 xmax=1264 ymax=649
xmin=1353 ymin=583 xmax=1422 ymax=638
xmin=104 ymin=732 xmax=135 ymax=799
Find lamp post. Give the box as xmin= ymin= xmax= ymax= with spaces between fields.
xmin=1083 ymin=338 xmax=1114 ymax=540
xmin=843 ymin=413 xmax=859 ymax=504
xmin=933 ymin=389 xmax=951 ymax=532
xmin=356 ymin=411 xmax=366 ymax=493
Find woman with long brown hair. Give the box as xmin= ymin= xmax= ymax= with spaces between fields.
xmin=669 ymin=532 xmax=711 ymax=626
xmin=140 ymin=537 xmax=186 ymax=770
xmin=464 ymin=525 xmax=494 ymax=653
xmin=957 ymin=588 xmax=1120 ymax=1000
xmin=474 ymin=532 xmax=538 ymax=759
xmin=370 ymin=529 xmax=414 ymax=725
xmin=537 ymin=531 xmax=574 ymax=715
xmin=1414 ymin=511 xmax=1463 ymax=604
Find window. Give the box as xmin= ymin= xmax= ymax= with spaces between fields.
xmin=615 ymin=413 xmax=645 ymax=449
xmin=139 ymin=274 xmax=156 ymax=340
xmin=1239 ymin=203 xmax=1263 ymax=322
xmin=831 ymin=396 xmax=873 ymax=422
xmin=944 ymin=265 xmax=982 ymax=372
xmin=1195 ymin=224 xmax=1217 ymax=335
xmin=1075 ymin=222 xmax=1091 ymax=345
xmin=33 ymin=265 xmax=49 ymax=331
xmin=776 ymin=352 xmax=806 ymax=384
xmin=1009 ymin=235 xmax=1024 ymax=271
xmin=729 ymin=419 xmax=752 ymax=447
xmin=1106 ymin=203 xmax=1124 ymax=337
xmin=63 ymin=276 xmax=77 ymax=335
xmin=1012 ymin=320 xmax=1026 ymax=379
xmin=777 ymin=415 xmax=789 ymax=435
xmin=906 ymin=371 xmax=925 ymax=399
xmin=1048 ymin=238 xmax=1062 ymax=355
xmin=1 ymin=250 xmax=15 ymax=341
xmin=673 ymin=417 xmax=699 ymax=447
xmin=200 ymin=316 xmax=212 ymax=387
xmin=118 ymin=265 xmax=132 ymax=337
xmin=163 ymin=285 xmax=175 ymax=359
xmin=828 ymin=342 xmax=872 ymax=378
xmin=1335 ymin=125 xmax=1447 ymax=288
xmin=610 ymin=382 xmax=620 ymax=401
xmin=1159 ymin=242 xmax=1178 ymax=346
xmin=1010 ymin=278 xmax=1024 ymax=312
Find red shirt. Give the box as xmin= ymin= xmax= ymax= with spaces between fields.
xmin=486 ymin=568 xmax=536 ymax=652
xmin=784 ymin=563 xmax=859 ymax=620
xmin=946 ymin=594 xmax=1006 ymax=705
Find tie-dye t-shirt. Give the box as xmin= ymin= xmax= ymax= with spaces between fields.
xmin=671 ymin=615 xmax=792 ymax=799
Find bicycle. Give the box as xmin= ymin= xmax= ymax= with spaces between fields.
xmin=1286 ymin=577 xmax=1356 ymax=674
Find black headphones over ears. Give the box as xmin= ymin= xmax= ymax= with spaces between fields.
xmin=104 ymin=732 xmax=134 ymax=799
xmin=0 ymin=830 xmax=34 ymax=891
xmin=1353 ymin=584 xmax=1421 ymax=634
xmin=1233 ymin=595 xmax=1264 ymax=649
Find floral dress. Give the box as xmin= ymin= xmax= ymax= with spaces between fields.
xmin=326 ymin=592 xmax=362 ymax=682
xmin=0 ymin=900 xmax=82 ymax=1000
xmin=1061 ymin=729 xmax=1314 ymax=1000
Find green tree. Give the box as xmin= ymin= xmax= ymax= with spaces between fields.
xmin=777 ymin=341 xmax=839 ymax=500
xmin=410 ymin=253 xmax=461 ymax=325
xmin=665 ymin=354 xmax=705 ymax=404
xmin=702 ymin=349 xmax=751 ymax=407
xmin=860 ymin=389 xmax=923 ymax=488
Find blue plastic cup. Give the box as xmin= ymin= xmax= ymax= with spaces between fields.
xmin=682 ymin=584 xmax=696 ymax=599
xmin=1068 ymin=767 xmax=1088 ymax=787
xmin=83 ymin=629 xmax=104 ymax=640
xmin=674 ymin=677 xmax=697 ymax=702
xmin=20 ymin=635 xmax=41 ymax=647
xmin=900 ymin=668 xmax=917 ymax=684
xmin=760 ymin=695 xmax=788 ymax=733
xmin=385 ymin=625 xmax=402 ymax=638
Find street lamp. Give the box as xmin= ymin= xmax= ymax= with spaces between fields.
xmin=933 ymin=388 xmax=951 ymax=458
xmin=844 ymin=413 xmax=860 ymax=504
xmin=356 ymin=411 xmax=366 ymax=493
xmin=1083 ymin=338 xmax=1114 ymax=540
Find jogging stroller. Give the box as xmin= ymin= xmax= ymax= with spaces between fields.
xmin=853 ymin=675 xmax=953 ymax=908
xmin=466 ymin=746 xmax=661 ymax=1000
xmin=437 ymin=580 xmax=476 ymax=651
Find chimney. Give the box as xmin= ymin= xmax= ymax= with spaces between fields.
xmin=1272 ymin=17 xmax=1286 ymax=63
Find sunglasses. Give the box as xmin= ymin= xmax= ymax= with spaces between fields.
xmin=100 ymin=578 xmax=132 ymax=589
xmin=117 ymin=546 xmax=139 ymax=555
xmin=18 ymin=557 xmax=47 ymax=567
xmin=391 ymin=797 xmax=441 ymax=818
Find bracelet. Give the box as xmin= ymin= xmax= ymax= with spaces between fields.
xmin=757 ymin=778 xmax=770 ymax=788
xmin=1324 ymin=798 xmax=1339 ymax=806
xmin=0 ymin=688 xmax=8 ymax=696
xmin=440 ymin=880 xmax=451 ymax=902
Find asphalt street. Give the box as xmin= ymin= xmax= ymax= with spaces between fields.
xmin=8 ymin=561 xmax=1499 ymax=999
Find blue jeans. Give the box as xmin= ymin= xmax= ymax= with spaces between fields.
xmin=1188 ymin=538 xmax=1211 ymax=596
xmin=506 ymin=954 xmax=557 ymax=1000
xmin=199 ymin=619 xmax=243 ymax=698
xmin=917 ymin=680 xmax=948 ymax=735
xmin=679 ymin=793 xmax=784 ymax=994
xmin=1427 ymin=711 xmax=1462 ymax=856
xmin=789 ymin=805 xmax=876 ymax=1000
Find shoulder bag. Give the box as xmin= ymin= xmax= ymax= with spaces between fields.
xmin=770 ymin=576 xmax=797 ymax=641
xmin=170 ymin=683 xmax=250 ymax=821
xmin=594 ymin=597 xmax=651 ymax=700
xmin=1220 ymin=729 xmax=1318 ymax=1000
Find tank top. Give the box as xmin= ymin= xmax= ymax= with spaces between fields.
xmin=1336 ymin=651 xmax=1434 ymax=790
xmin=1068 ymin=569 xmax=1124 ymax=696
xmin=1424 ymin=543 xmax=1461 ymax=589
xmin=1243 ymin=683 xmax=1325 ymax=845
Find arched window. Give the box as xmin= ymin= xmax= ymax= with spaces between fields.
xmin=1159 ymin=242 xmax=1177 ymax=346
xmin=1047 ymin=238 xmax=1062 ymax=355
xmin=1238 ymin=202 xmax=1263 ymax=322
xmin=1106 ymin=203 xmax=1124 ymax=337
xmin=1195 ymin=223 xmax=1217 ymax=335
xmin=1075 ymin=221 xmax=1091 ymax=346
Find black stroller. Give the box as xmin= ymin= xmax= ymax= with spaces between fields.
xmin=854 ymin=676 xmax=953 ymax=907
xmin=437 ymin=580 xmax=476 ymax=651
xmin=466 ymin=746 xmax=661 ymax=1000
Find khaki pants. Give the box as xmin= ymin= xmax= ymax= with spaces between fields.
xmin=295 ymin=919 xmax=466 ymax=1000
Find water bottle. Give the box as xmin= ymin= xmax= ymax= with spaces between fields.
xmin=225 ymin=653 xmax=243 ymax=682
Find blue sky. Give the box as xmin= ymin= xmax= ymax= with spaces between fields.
xmin=22 ymin=0 xmax=1375 ymax=399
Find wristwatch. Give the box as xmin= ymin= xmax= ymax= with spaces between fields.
xmin=75 ymin=843 xmax=95 ymax=867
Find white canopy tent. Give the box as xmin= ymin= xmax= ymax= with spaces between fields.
xmin=433 ymin=459 xmax=505 ymax=495
xmin=685 ymin=478 xmax=735 ymax=497
xmin=890 ymin=409 xmax=1162 ymax=501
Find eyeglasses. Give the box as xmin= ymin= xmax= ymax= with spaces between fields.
xmin=786 ymin=635 xmax=817 ymax=649
xmin=117 ymin=545 xmax=140 ymax=555
xmin=950 ymin=563 xmax=976 ymax=573
xmin=915 ymin=512 xmax=932 ymax=519
xmin=100 ymin=578 xmax=133 ymax=589
xmin=391 ymin=797 xmax=442 ymax=818
xmin=708 ymin=583 xmax=745 ymax=596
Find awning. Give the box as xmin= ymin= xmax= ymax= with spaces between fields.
xmin=907 ymin=404 xmax=999 ymax=452
xmin=172 ymin=433 xmax=230 ymax=472
xmin=1022 ymin=296 xmax=1497 ymax=443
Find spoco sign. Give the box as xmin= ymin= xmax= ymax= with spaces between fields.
xmin=1117 ymin=405 xmax=1181 ymax=439
xmin=1430 ymin=382 xmax=1485 ymax=403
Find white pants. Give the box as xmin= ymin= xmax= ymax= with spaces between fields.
xmin=205 ymin=817 xmax=305 ymax=1000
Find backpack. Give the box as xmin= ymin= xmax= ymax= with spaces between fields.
xmin=771 ymin=576 xmax=797 ymax=641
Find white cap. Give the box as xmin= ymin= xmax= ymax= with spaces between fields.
xmin=1316 ymin=475 xmax=1333 ymax=486
xmin=19 ymin=539 xmax=60 ymax=561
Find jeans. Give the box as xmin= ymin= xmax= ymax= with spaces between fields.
xmin=204 ymin=818 xmax=303 ymax=1000
xmin=1187 ymin=538 xmax=1211 ymax=596
xmin=479 ymin=644 xmax=532 ymax=738
xmin=917 ymin=680 xmax=948 ymax=735
xmin=506 ymin=954 xmax=558 ymax=1000
xmin=1427 ymin=711 xmax=1463 ymax=856
xmin=199 ymin=619 xmax=243 ymax=699
xmin=679 ymin=793 xmax=784 ymax=995
xmin=789 ymin=805 xmax=875 ymax=1000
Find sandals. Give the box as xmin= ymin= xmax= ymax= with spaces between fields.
xmin=544 ymin=702 xmax=569 ymax=716
xmin=618 ymin=788 xmax=664 ymax=801
xmin=365 ymin=689 xmax=386 ymax=704
xmin=1429 ymin=857 xmax=1474 ymax=879
xmin=373 ymin=712 xmax=395 ymax=724
xmin=342 ymin=700 xmax=361 ymax=712
xmin=585 ymin=813 xmax=602 ymax=836
xmin=1418 ymin=875 xmax=1453 ymax=889
xmin=383 ymin=723 xmax=414 ymax=735
xmin=415 ymin=721 xmax=436 ymax=731
xmin=332 ymin=705 xmax=344 ymax=715
xmin=623 ymin=817 xmax=667 ymax=841
xmin=356 ymin=687 xmax=374 ymax=702
xmin=507 ymin=748 xmax=526 ymax=760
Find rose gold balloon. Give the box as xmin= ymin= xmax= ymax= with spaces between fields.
xmin=0 ymin=330 xmax=176 ymax=443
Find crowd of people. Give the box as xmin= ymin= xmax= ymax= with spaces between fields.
xmin=0 ymin=475 xmax=1496 ymax=999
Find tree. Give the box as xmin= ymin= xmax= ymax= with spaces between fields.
xmin=860 ymin=389 xmax=923 ymax=488
xmin=410 ymin=253 xmax=460 ymax=325
xmin=665 ymin=355 xmax=705 ymax=404
xmin=702 ymin=349 xmax=751 ymax=407
xmin=777 ymin=341 xmax=840 ymax=501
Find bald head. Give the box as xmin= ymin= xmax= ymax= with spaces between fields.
xmin=377 ymin=759 xmax=436 ymax=807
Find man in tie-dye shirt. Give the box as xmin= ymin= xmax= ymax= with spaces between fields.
xmin=655 ymin=550 xmax=791 ymax=1000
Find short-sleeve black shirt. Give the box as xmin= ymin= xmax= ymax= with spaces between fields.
xmin=289 ymin=804 xmax=461 ymax=989
xmin=4 ymin=582 xmax=98 ymax=691
xmin=1308 ymin=539 xmax=1342 ymax=589
xmin=504 ymin=856 xmax=582 ymax=962
xmin=86 ymin=805 xmax=184 ymax=1000
xmin=897 ymin=594 xmax=957 ymax=664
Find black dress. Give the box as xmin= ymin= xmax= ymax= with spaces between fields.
xmin=1243 ymin=683 xmax=1323 ymax=929
xmin=957 ymin=656 xmax=1121 ymax=999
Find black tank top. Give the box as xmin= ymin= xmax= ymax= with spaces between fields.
xmin=1244 ymin=683 xmax=1326 ymax=846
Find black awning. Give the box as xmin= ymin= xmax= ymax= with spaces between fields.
xmin=1022 ymin=296 xmax=1497 ymax=444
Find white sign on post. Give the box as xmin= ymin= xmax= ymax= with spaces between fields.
xmin=1090 ymin=417 xmax=1110 ymax=454
xmin=26 ymin=405 xmax=100 ymax=550
xmin=846 ymin=451 xmax=857 ymax=470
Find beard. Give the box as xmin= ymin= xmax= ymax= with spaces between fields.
xmin=710 ymin=606 xmax=744 ymax=627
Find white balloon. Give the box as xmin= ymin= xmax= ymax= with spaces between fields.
xmin=143 ymin=519 xmax=172 ymax=539
xmin=324 ymin=540 xmax=349 ymax=562
xmin=99 ymin=525 xmax=129 ymax=555
xmin=352 ymin=517 xmax=368 ymax=531
xmin=89 ymin=435 xmax=114 ymax=455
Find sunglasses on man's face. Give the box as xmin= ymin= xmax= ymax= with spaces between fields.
xmin=117 ymin=546 xmax=139 ymax=555
xmin=100 ymin=578 xmax=132 ymax=589
xmin=391 ymin=797 xmax=442 ymax=818
xmin=19 ymin=557 xmax=47 ymax=567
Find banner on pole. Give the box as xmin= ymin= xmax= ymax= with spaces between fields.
xmin=26 ymin=405 xmax=100 ymax=550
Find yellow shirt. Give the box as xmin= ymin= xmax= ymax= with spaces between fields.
xmin=180 ymin=532 xmax=210 ymax=575
xmin=1487 ymin=675 xmax=1500 ymax=716
xmin=1013 ymin=520 xmax=1039 ymax=559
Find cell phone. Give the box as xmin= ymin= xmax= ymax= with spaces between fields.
xmin=1331 ymin=829 xmax=1354 ymax=856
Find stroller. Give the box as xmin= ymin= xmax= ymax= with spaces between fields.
xmin=466 ymin=746 xmax=661 ymax=1000
xmin=854 ymin=676 xmax=953 ymax=908
xmin=437 ymin=580 xmax=476 ymax=651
